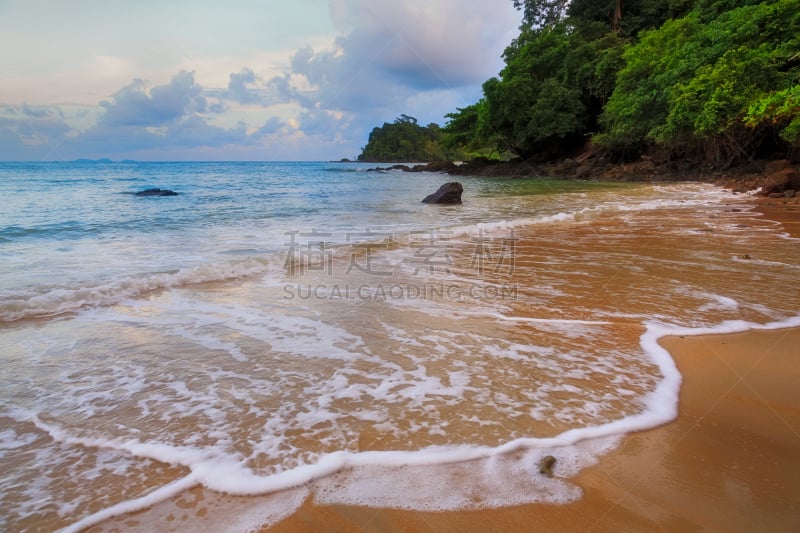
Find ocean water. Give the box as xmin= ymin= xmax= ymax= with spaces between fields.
xmin=1 ymin=161 xmax=798 ymax=531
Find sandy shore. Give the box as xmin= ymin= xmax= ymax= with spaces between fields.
xmin=755 ymin=196 xmax=800 ymax=239
xmin=264 ymin=199 xmax=800 ymax=532
xmin=81 ymin=191 xmax=800 ymax=533
xmin=265 ymin=328 xmax=800 ymax=532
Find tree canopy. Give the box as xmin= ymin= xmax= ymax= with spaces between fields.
xmin=598 ymin=0 xmax=800 ymax=162
xmin=438 ymin=0 xmax=799 ymax=164
xmin=357 ymin=115 xmax=452 ymax=162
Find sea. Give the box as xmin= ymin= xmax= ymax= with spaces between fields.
xmin=1 ymin=161 xmax=798 ymax=531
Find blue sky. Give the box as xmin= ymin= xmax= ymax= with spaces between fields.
xmin=0 ymin=1 xmax=521 ymax=161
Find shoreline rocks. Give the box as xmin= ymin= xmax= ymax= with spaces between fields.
xmin=135 ymin=188 xmax=178 ymax=197
xmin=422 ymin=182 xmax=463 ymax=204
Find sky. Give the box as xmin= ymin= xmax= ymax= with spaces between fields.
xmin=0 ymin=0 xmax=521 ymax=161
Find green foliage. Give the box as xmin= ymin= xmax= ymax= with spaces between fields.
xmin=512 ymin=0 xmax=570 ymax=29
xmin=746 ymin=85 xmax=800 ymax=143
xmin=357 ymin=115 xmax=452 ymax=162
xmin=369 ymin=0 xmax=800 ymax=165
xmin=442 ymin=0 xmax=679 ymax=160
xmin=477 ymin=24 xmax=624 ymax=159
xmin=598 ymin=0 xmax=800 ymax=160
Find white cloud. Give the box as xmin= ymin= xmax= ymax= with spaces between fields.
xmin=99 ymin=71 xmax=207 ymax=127
xmin=0 ymin=1 xmax=521 ymax=160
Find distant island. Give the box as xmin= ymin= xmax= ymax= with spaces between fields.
xmin=72 ymin=158 xmax=138 ymax=163
xmin=358 ymin=1 xmax=799 ymax=180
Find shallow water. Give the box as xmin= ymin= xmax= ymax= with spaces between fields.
xmin=1 ymin=162 xmax=798 ymax=531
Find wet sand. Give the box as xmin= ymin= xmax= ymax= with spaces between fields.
xmin=755 ymin=196 xmax=800 ymax=239
xmin=81 ymin=190 xmax=800 ymax=532
xmin=265 ymin=199 xmax=800 ymax=532
xmin=263 ymin=328 xmax=800 ymax=532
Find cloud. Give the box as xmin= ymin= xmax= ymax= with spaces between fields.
xmin=259 ymin=0 xmax=520 ymax=136
xmin=99 ymin=71 xmax=207 ymax=127
xmin=258 ymin=116 xmax=284 ymax=135
xmin=0 ymin=2 xmax=520 ymax=160
xmin=327 ymin=0 xmax=520 ymax=88
xmin=222 ymin=68 xmax=265 ymax=105
xmin=0 ymin=105 xmax=75 ymax=159
xmin=0 ymin=74 xmax=262 ymax=160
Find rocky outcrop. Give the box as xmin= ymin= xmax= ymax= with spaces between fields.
xmin=761 ymin=160 xmax=800 ymax=195
xmin=367 ymin=164 xmax=413 ymax=172
xmin=411 ymin=161 xmax=458 ymax=172
xmin=135 ymin=188 xmax=178 ymax=197
xmin=367 ymin=161 xmax=457 ymax=173
xmin=422 ymin=182 xmax=463 ymax=204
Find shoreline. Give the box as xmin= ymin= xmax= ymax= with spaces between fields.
xmin=262 ymin=330 xmax=800 ymax=532
xmin=75 ymin=183 xmax=800 ymax=532
xmin=261 ymin=194 xmax=800 ymax=531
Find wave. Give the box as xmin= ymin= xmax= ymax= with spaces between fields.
xmin=1 ymin=185 xmax=741 ymax=323
xmin=0 ymin=257 xmax=283 ymax=323
xmin=29 ymin=314 xmax=799 ymax=531
xmin=0 ymin=222 xmax=97 ymax=241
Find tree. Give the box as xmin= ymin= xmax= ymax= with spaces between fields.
xmin=473 ymin=23 xmax=626 ymax=160
xmin=358 ymin=115 xmax=453 ymax=162
xmin=597 ymin=0 xmax=800 ymax=162
xmin=512 ymin=0 xmax=570 ymax=29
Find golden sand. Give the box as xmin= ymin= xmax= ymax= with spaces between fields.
xmin=260 ymin=328 xmax=800 ymax=532
xmin=263 ymin=201 xmax=800 ymax=532
xmin=86 ymin=193 xmax=800 ymax=532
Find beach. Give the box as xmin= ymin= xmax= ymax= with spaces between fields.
xmin=73 ymin=182 xmax=800 ymax=533
xmin=262 ymin=198 xmax=800 ymax=532
xmin=263 ymin=201 xmax=800 ymax=532
xmin=87 ymin=326 xmax=800 ymax=533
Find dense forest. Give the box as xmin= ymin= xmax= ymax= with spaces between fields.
xmin=357 ymin=115 xmax=456 ymax=162
xmin=361 ymin=0 xmax=799 ymax=166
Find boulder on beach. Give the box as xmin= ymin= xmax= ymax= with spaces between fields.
xmin=761 ymin=160 xmax=800 ymax=195
xmin=421 ymin=182 xmax=463 ymax=204
xmin=135 ymin=188 xmax=179 ymax=197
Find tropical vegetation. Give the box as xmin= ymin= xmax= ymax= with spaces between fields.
xmin=360 ymin=0 xmax=800 ymax=166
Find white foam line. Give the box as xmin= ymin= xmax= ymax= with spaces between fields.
xmin=53 ymin=314 xmax=800 ymax=530
xmin=58 ymin=474 xmax=199 ymax=533
xmin=465 ymin=311 xmax=612 ymax=326
xmin=0 ymin=256 xmax=279 ymax=322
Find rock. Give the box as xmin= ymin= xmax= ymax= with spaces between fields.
xmin=367 ymin=164 xmax=412 ymax=172
xmin=762 ymin=166 xmax=800 ymax=194
xmin=768 ymin=192 xmax=785 ymax=198
xmin=575 ymin=163 xmax=594 ymax=179
xmin=784 ymin=190 xmax=797 ymax=198
xmin=539 ymin=455 xmax=556 ymax=477
xmin=135 ymin=188 xmax=178 ymax=197
xmin=422 ymin=182 xmax=463 ymax=204
xmin=764 ymin=159 xmax=792 ymax=175
xmin=409 ymin=161 xmax=457 ymax=173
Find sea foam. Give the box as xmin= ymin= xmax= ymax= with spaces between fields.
xmin=45 ymin=314 xmax=800 ymax=532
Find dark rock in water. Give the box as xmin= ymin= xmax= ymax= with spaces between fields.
xmin=135 ymin=188 xmax=178 ymax=197
xmin=539 ymin=455 xmax=556 ymax=477
xmin=409 ymin=161 xmax=457 ymax=173
xmin=422 ymin=182 xmax=463 ymax=204
xmin=367 ymin=164 xmax=412 ymax=172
